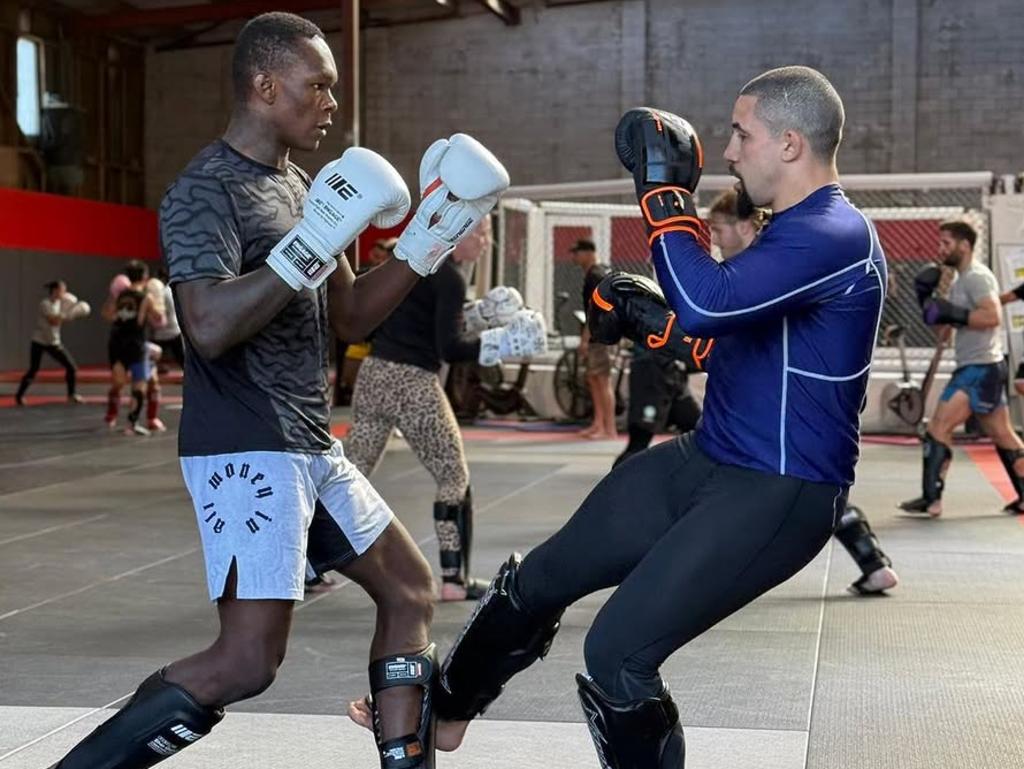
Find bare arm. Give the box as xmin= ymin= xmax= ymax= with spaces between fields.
xmin=327 ymin=257 xmax=420 ymax=343
xmin=966 ymin=294 xmax=1001 ymax=330
xmin=1000 ymin=284 xmax=1024 ymax=305
xmin=139 ymin=295 xmax=166 ymax=330
xmin=175 ymin=269 xmax=297 ymax=359
xmin=101 ymin=296 xmax=116 ymax=322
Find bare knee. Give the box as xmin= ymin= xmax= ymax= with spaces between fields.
xmin=211 ymin=640 xmax=286 ymax=705
xmin=377 ymin=561 xmax=434 ymax=627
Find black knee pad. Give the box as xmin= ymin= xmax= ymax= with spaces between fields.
xmin=576 ymin=674 xmax=685 ymax=769
xmin=369 ymin=644 xmax=436 ymax=769
xmin=834 ymin=504 xmax=890 ymax=575
xmin=435 ymin=553 xmax=564 ymax=721
xmin=50 ymin=670 xmax=223 ymax=769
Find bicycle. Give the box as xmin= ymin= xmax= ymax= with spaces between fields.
xmin=551 ymin=291 xmax=628 ymax=424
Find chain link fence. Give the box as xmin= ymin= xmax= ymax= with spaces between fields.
xmin=497 ymin=177 xmax=992 ymax=350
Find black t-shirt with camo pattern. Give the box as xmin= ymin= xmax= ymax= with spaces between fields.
xmin=160 ymin=140 xmax=332 ymax=456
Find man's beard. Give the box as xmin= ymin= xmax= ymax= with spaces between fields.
xmin=734 ymin=181 xmax=756 ymax=219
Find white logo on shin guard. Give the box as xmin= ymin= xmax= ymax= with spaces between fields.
xmin=170 ymin=723 xmax=203 ymax=742
xmin=583 ymin=707 xmax=611 ymax=768
xmin=147 ymin=737 xmax=180 ymax=757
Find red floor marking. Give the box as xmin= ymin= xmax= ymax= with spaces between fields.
xmin=0 ymin=366 xmax=185 ymax=385
xmin=861 ymin=435 xmax=921 ymax=446
xmin=329 ymin=422 xmax=631 ymax=444
xmin=962 ymin=443 xmax=1016 ymax=503
xmin=0 ymin=395 xmax=183 ymax=408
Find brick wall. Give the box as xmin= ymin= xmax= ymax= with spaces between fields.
xmin=143 ymin=0 xmax=1023 ymax=208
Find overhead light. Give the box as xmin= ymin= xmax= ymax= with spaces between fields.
xmin=436 ymin=0 xmax=451 ymax=6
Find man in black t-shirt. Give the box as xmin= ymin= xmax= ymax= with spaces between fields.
xmin=48 ymin=12 xmax=509 ymax=769
xmin=102 ymin=260 xmax=164 ymax=436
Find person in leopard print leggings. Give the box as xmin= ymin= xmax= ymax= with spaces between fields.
xmin=344 ymin=220 xmax=545 ymax=601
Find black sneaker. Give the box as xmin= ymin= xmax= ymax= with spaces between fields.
xmin=898 ymin=496 xmax=940 ymax=517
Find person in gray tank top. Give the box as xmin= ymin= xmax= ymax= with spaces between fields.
xmin=900 ymin=220 xmax=1024 ymax=516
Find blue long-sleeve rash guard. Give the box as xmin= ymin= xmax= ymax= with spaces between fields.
xmin=652 ymin=184 xmax=887 ymax=486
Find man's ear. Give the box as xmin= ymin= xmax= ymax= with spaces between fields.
xmin=253 ymin=72 xmax=276 ymax=105
xmin=780 ymin=129 xmax=804 ymax=163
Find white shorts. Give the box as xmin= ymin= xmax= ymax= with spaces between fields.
xmin=180 ymin=440 xmax=394 ymax=601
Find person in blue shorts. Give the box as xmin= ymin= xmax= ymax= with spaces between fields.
xmin=900 ymin=220 xmax=1024 ymax=517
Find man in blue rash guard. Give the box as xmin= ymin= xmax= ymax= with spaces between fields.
xmin=348 ymin=66 xmax=887 ymax=769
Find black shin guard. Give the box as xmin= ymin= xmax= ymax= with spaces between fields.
xmin=435 ymin=553 xmax=564 ymax=721
xmin=433 ymin=488 xmax=484 ymax=593
xmin=996 ymin=447 xmax=1024 ymax=512
xmin=368 ymin=645 xmax=436 ymax=769
xmin=50 ymin=670 xmax=223 ymax=769
xmin=922 ymin=434 xmax=951 ymax=502
xmin=433 ymin=500 xmax=464 ymax=584
xmin=576 ymin=674 xmax=685 ymax=769
xmin=459 ymin=487 xmax=474 ymax=576
xmin=834 ymin=504 xmax=891 ymax=575
xmin=128 ymin=389 xmax=144 ymax=425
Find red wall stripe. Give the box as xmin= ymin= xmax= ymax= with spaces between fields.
xmin=0 ymin=188 xmax=159 ymax=260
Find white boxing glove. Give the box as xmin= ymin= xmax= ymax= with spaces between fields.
xmin=395 ymin=134 xmax=509 ymax=277
xmin=268 ymin=147 xmax=411 ymax=290
xmin=463 ymin=286 xmax=524 ymax=335
xmin=479 ymin=309 xmax=548 ymax=367
xmin=145 ymin=277 xmax=167 ymax=315
xmin=59 ymin=293 xmax=91 ymax=321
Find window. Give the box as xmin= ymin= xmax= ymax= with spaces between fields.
xmin=17 ymin=36 xmax=42 ymax=138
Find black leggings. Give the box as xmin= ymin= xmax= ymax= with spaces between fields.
xmin=17 ymin=341 xmax=78 ymax=398
xmin=517 ymin=433 xmax=843 ymax=701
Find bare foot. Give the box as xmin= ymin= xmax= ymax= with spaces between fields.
xmin=578 ymin=426 xmax=598 ymax=438
xmin=347 ymin=697 xmax=471 ymax=751
xmin=439 ymin=579 xmax=488 ymax=602
xmin=585 ymin=430 xmax=617 ymax=441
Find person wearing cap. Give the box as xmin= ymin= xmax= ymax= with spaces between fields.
xmin=572 ymin=238 xmax=617 ymax=439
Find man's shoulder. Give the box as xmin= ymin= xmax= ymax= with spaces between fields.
xmin=966 ymin=261 xmax=998 ymax=290
xmin=164 ymin=141 xmax=270 ymax=199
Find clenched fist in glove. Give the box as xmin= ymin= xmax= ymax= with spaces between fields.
xmin=267 ymin=147 xmax=411 ymax=291
xmin=479 ymin=309 xmax=548 ymax=367
xmin=589 ymin=272 xmax=714 ymax=372
xmin=463 ymin=286 xmax=524 ymax=335
xmin=912 ymin=264 xmax=969 ymax=326
xmin=913 ymin=264 xmax=942 ymax=308
xmin=395 ymin=134 xmax=510 ymax=276
xmin=615 ymin=108 xmax=709 ymax=249
xmin=59 ymin=293 xmax=91 ymax=321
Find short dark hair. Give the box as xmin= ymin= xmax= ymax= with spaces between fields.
xmin=739 ymin=66 xmax=845 ymax=162
xmin=939 ymin=220 xmax=978 ymax=248
xmin=125 ymin=260 xmax=148 ymax=283
xmin=709 ymin=189 xmax=755 ymax=221
xmin=570 ymin=238 xmax=596 ymax=253
xmin=44 ymin=280 xmax=64 ymax=293
xmin=232 ymin=12 xmax=325 ymax=100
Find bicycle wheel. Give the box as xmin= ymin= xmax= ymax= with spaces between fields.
xmin=554 ymin=349 xmax=592 ymax=421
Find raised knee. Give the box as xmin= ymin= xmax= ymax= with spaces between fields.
xmin=377 ymin=564 xmax=434 ymax=623
xmin=583 ymin=631 xmax=621 ymax=695
xmin=214 ymin=645 xmax=285 ymax=704
xmin=583 ymin=632 xmax=659 ymax=702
